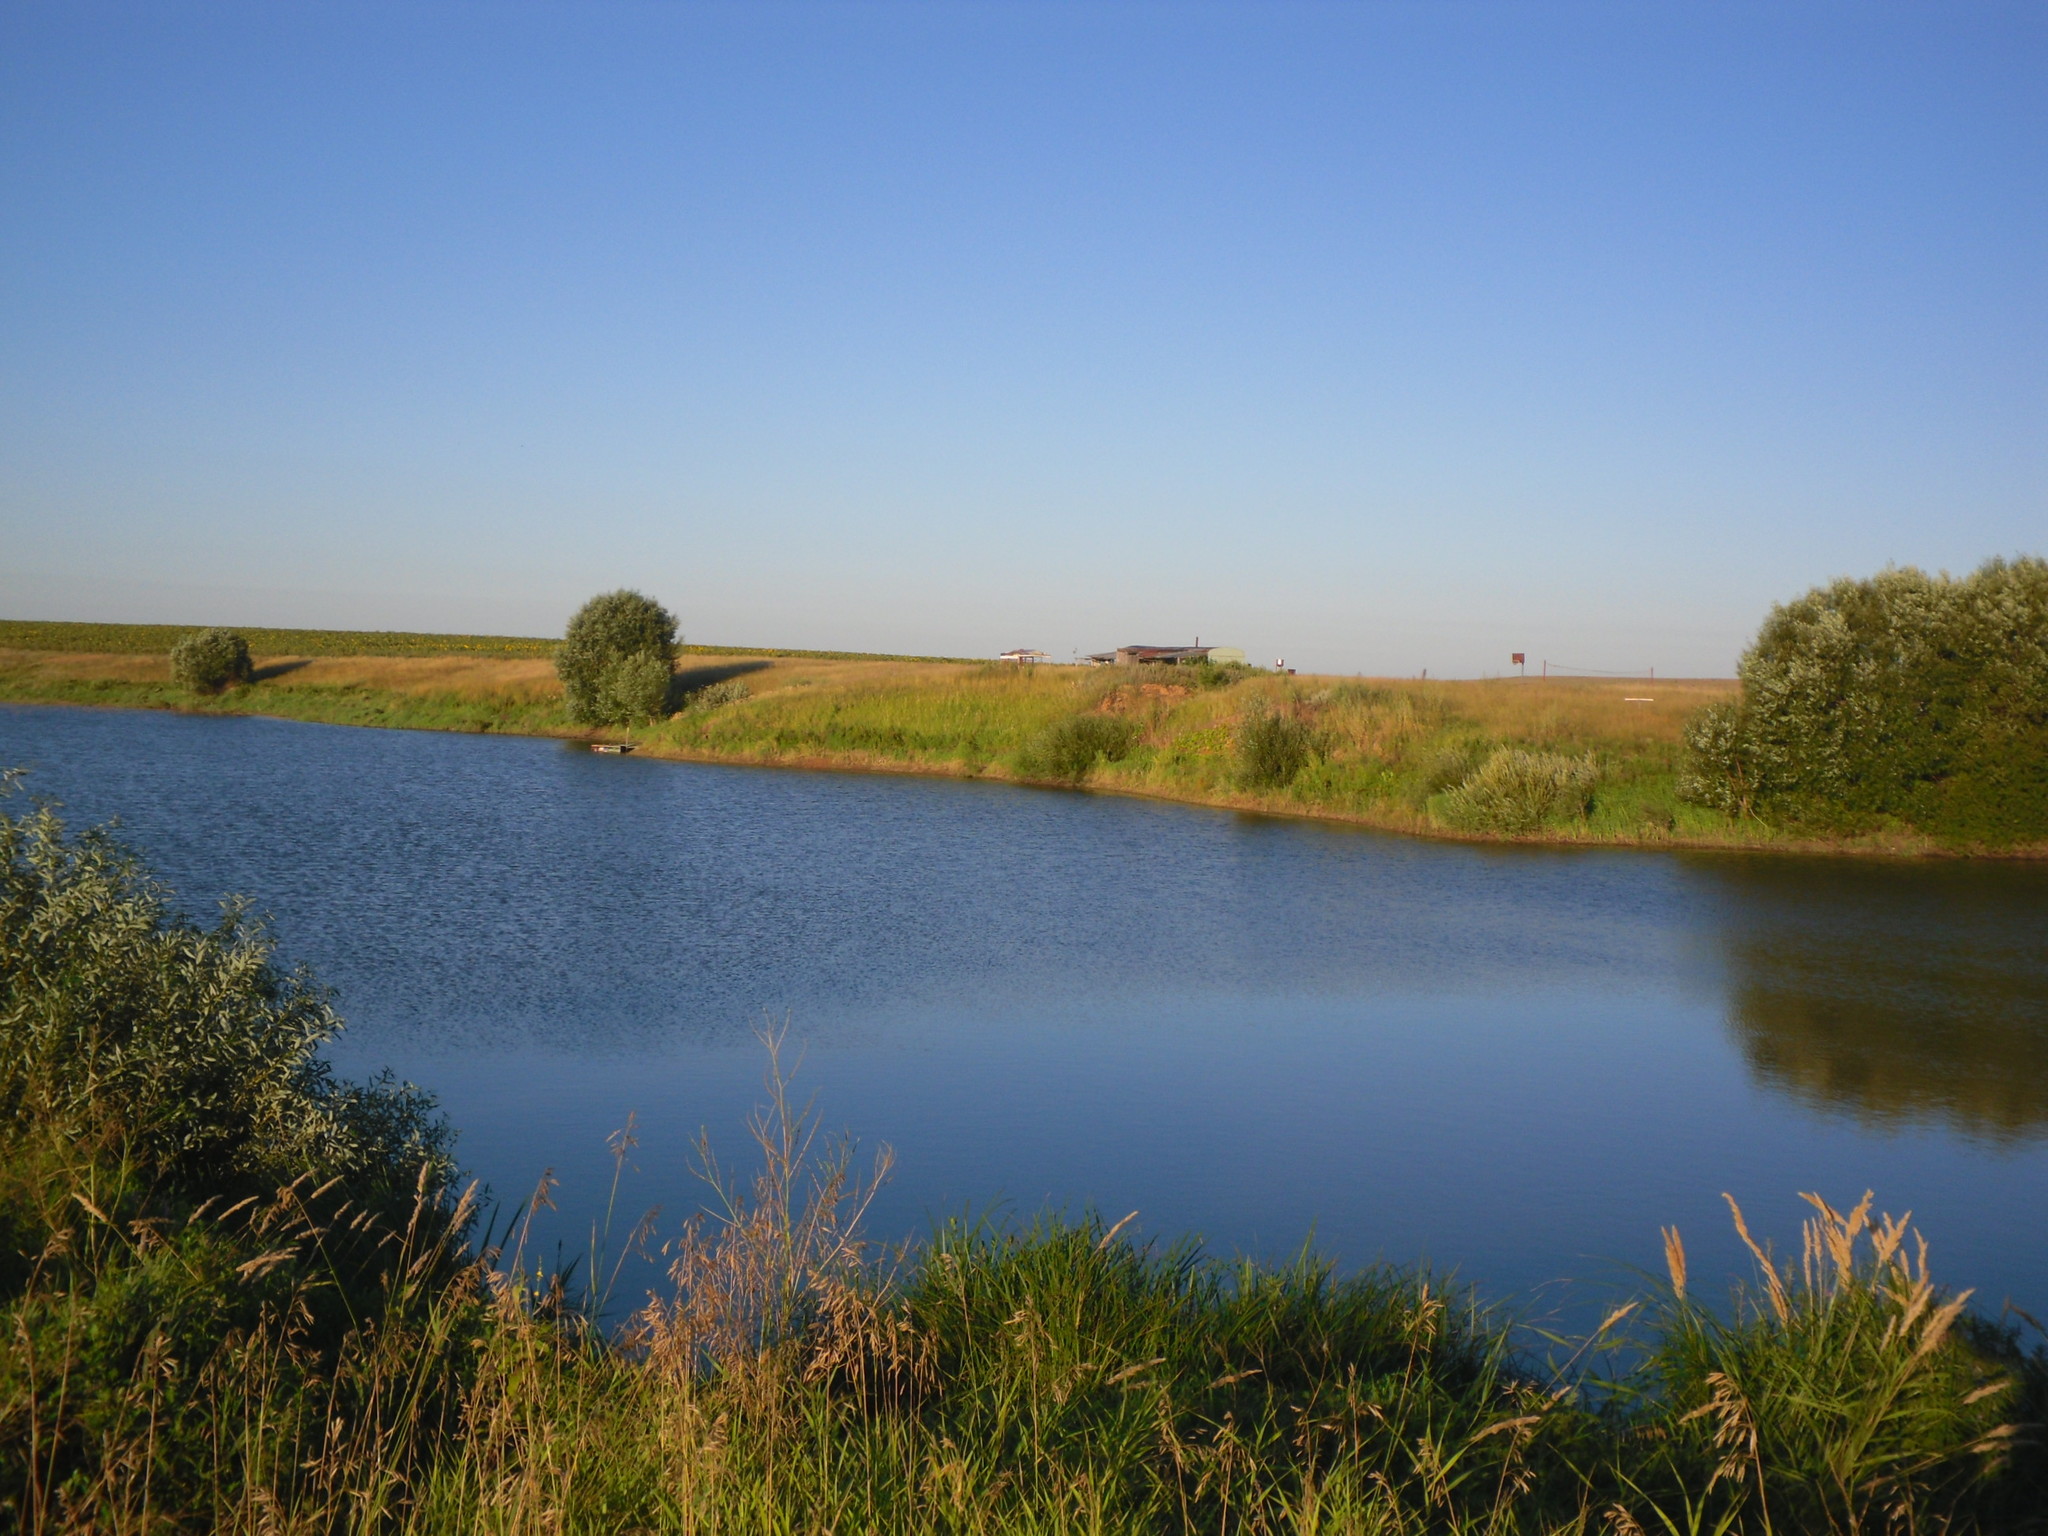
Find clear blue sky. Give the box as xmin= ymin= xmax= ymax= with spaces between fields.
xmin=2 ymin=2 xmax=2042 ymax=675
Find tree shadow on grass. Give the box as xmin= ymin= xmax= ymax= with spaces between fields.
xmin=250 ymin=659 xmax=314 ymax=681
xmin=673 ymin=659 xmax=772 ymax=691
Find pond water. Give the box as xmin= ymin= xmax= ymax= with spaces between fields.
xmin=7 ymin=703 xmax=2047 ymax=1323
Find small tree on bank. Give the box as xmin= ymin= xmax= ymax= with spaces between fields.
xmin=556 ymin=590 xmax=678 ymax=725
xmin=170 ymin=628 xmax=254 ymax=693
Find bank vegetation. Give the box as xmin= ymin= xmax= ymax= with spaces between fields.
xmin=5 ymin=550 xmax=2044 ymax=861
xmin=0 ymin=629 xmax=1803 ymax=855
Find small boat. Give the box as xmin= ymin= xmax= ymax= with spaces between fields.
xmin=590 ymin=743 xmax=635 ymax=754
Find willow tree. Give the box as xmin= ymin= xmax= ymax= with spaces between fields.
xmin=555 ymin=590 xmax=679 ymax=725
xmin=1679 ymin=556 xmax=2048 ymax=845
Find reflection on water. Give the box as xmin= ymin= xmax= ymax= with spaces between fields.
xmin=1696 ymin=857 xmax=2048 ymax=1142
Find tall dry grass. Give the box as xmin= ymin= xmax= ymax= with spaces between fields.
xmin=8 ymin=1041 xmax=2041 ymax=1533
xmin=385 ymin=1047 xmax=2043 ymax=1535
xmin=1626 ymin=1192 xmax=2034 ymax=1534
xmin=6 ymin=1153 xmax=485 ymax=1534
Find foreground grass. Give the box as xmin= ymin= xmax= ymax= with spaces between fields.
xmin=5 ymin=793 xmax=2046 ymax=1533
xmin=20 ymin=1135 xmax=2046 ymax=1534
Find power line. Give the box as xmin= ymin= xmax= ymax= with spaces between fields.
xmin=1540 ymin=661 xmax=1654 ymax=679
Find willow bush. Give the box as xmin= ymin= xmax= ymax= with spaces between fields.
xmin=1439 ymin=747 xmax=1600 ymax=834
xmin=0 ymin=792 xmax=447 ymax=1199
xmin=1405 ymin=738 xmax=1490 ymax=808
xmin=1019 ymin=713 xmax=1139 ymax=783
xmin=684 ymin=677 xmax=751 ymax=710
xmin=1680 ymin=557 xmax=2048 ymax=845
xmin=592 ymin=649 xmax=674 ymax=725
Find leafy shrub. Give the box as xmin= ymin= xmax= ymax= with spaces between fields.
xmin=1233 ymin=706 xmax=1318 ymax=788
xmin=1185 ymin=661 xmax=1254 ymax=690
xmin=1679 ymin=557 xmax=2048 ymax=845
xmin=1020 ymin=714 xmax=1139 ymax=782
xmin=1438 ymin=748 xmax=1598 ymax=833
xmin=1124 ymin=661 xmax=1253 ymax=693
xmin=593 ymin=650 xmax=674 ymax=725
xmin=168 ymin=627 xmax=253 ymax=692
xmin=555 ymin=590 xmax=678 ymax=725
xmin=0 ymin=783 xmax=472 ymax=1524
xmin=1676 ymin=698 xmax=1759 ymax=819
xmin=0 ymin=789 xmax=448 ymax=1202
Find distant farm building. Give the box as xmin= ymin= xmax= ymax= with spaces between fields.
xmin=1081 ymin=644 xmax=1246 ymax=667
xmin=997 ymin=648 xmax=1051 ymax=664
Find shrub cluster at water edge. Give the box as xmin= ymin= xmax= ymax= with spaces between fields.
xmin=1140 ymin=658 xmax=1253 ymax=691
xmin=1439 ymin=747 xmax=1600 ymax=833
xmin=1679 ymin=556 xmax=2048 ymax=845
xmin=168 ymin=626 xmax=253 ymax=693
xmin=555 ymin=589 xmax=679 ymax=726
xmin=0 ymin=779 xmax=469 ymax=1529
xmin=1233 ymin=704 xmax=1318 ymax=788
xmin=1018 ymin=712 xmax=1139 ymax=782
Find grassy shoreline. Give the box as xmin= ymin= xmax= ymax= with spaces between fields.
xmin=4 ymin=634 xmax=2035 ymax=858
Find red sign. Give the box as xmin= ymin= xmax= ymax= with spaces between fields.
xmin=1511 ymin=653 xmax=1525 ymax=665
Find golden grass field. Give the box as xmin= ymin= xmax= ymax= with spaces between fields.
xmin=0 ymin=648 xmax=558 ymax=692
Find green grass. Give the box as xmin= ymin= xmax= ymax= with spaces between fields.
xmin=4 ymin=796 xmax=2045 ymax=1533
xmin=649 ymin=663 xmax=1791 ymax=850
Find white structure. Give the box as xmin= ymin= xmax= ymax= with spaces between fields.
xmin=997 ymin=648 xmax=1051 ymax=664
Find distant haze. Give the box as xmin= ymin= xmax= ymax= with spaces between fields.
xmin=2 ymin=2 xmax=2042 ymax=676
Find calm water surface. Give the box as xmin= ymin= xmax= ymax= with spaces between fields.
xmin=7 ymin=704 xmax=2047 ymax=1318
